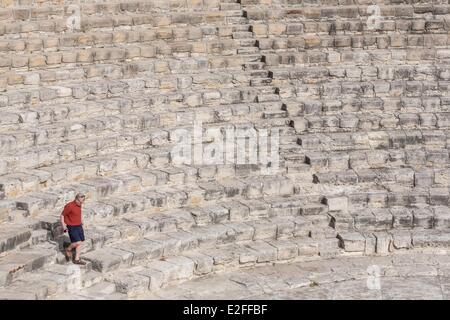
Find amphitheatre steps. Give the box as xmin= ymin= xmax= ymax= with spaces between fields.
xmin=1 ymin=0 xmax=450 ymax=299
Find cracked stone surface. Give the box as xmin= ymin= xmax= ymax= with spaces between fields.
xmin=2 ymin=0 xmax=450 ymax=300
xmin=133 ymin=251 xmax=450 ymax=300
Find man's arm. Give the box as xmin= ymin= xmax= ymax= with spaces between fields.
xmin=60 ymin=210 xmax=67 ymax=232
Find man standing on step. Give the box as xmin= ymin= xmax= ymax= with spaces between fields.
xmin=60 ymin=193 xmax=87 ymax=265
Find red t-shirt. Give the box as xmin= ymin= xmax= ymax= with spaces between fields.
xmin=62 ymin=201 xmax=82 ymax=226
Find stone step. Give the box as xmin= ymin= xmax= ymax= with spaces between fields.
xmin=0 ymin=150 xmax=156 ymax=199
xmin=0 ymin=11 xmax=236 ymax=33
xmin=81 ymin=213 xmax=336 ymax=273
xmin=102 ymin=233 xmax=342 ymax=296
xmin=240 ymin=0 xmax=437 ymax=6
xmin=0 ymin=225 xmax=33 ymax=255
xmin=0 ymin=114 xmax=290 ymax=176
xmin=260 ymin=47 xmax=450 ymax=69
xmin=313 ymin=167 xmax=450 ymax=188
xmin=220 ymin=3 xmax=242 ymax=11
xmin=268 ymin=63 xmax=450 ymax=85
xmin=250 ymin=77 xmax=272 ymax=86
xmin=304 ymin=149 xmax=450 ymax=172
xmin=237 ymin=46 xmax=259 ymax=54
xmin=73 ymin=193 xmax=326 ymax=246
xmin=1 ymin=73 xmax=288 ymax=108
xmin=244 ymin=4 xmax=450 ymax=22
xmin=337 ymin=227 xmax=450 ymax=255
xmin=0 ymin=86 xmax=287 ymax=132
xmin=0 ymin=1 xmax=226 ymax=20
xmin=2 ymin=230 xmax=341 ymax=299
xmin=284 ymin=99 xmax=450 ymax=119
xmin=9 ymin=172 xmax=295 ymax=218
xmin=0 ymin=192 xmax=328 ymax=294
xmin=0 ymin=243 xmax=58 ymax=286
xmin=244 ymin=62 xmax=265 ymax=70
xmin=0 ymin=38 xmax=252 ymax=72
xmin=0 ymin=115 xmax=289 ymax=175
xmin=0 ymin=114 xmax=161 ymax=154
xmin=296 ymin=129 xmax=450 ymax=152
xmin=0 ymin=32 xmax=214 ymax=54
xmin=325 ymin=190 xmax=450 ymax=221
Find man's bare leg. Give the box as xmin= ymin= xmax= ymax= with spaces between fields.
xmin=66 ymin=242 xmax=79 ymax=259
xmin=74 ymin=242 xmax=82 ymax=261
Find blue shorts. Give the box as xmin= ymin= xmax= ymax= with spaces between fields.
xmin=67 ymin=225 xmax=85 ymax=243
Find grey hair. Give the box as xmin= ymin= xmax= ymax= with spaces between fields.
xmin=75 ymin=193 xmax=86 ymax=200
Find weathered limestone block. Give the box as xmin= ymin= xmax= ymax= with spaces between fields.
xmin=218 ymin=178 xmax=246 ymax=198
xmin=412 ymin=208 xmax=434 ymax=229
xmin=271 ymin=217 xmax=295 ymax=239
xmin=323 ymin=196 xmax=348 ymax=213
xmin=373 ymin=232 xmax=392 ymax=255
xmin=107 ymin=268 xmax=150 ymax=297
xmin=245 ymin=219 xmax=277 ymax=240
xmin=221 ymin=201 xmax=249 ymax=222
xmin=391 ymin=207 xmax=413 ymax=228
xmin=239 ymin=199 xmax=269 ymax=219
xmin=266 ymin=239 xmax=298 ymax=260
xmin=413 ymin=230 xmax=450 ymax=248
xmin=227 ymin=222 xmax=255 ymax=242
xmin=0 ymin=227 xmax=32 ymax=254
xmin=390 ymin=230 xmax=412 ymax=249
xmin=433 ymin=206 xmax=450 ymax=228
xmin=183 ymin=252 xmax=214 ymax=276
xmin=337 ymin=232 xmax=365 ymax=252
xmin=83 ymin=248 xmax=132 ymax=273
xmin=245 ymin=241 xmax=277 ymax=263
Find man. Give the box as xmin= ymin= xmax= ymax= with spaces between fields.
xmin=60 ymin=193 xmax=87 ymax=265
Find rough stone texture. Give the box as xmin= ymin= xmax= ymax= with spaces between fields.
xmin=0 ymin=0 xmax=450 ymax=300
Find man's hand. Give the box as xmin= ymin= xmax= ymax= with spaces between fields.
xmin=60 ymin=214 xmax=67 ymax=233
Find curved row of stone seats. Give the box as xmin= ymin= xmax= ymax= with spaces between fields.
xmin=0 ymin=174 xmax=298 ymax=283
xmin=79 ymin=209 xmax=333 ymax=272
xmin=0 ymin=43 xmax=255 ymax=75
xmin=0 ymin=0 xmax=231 ymax=20
xmin=283 ymin=149 xmax=450 ymax=179
xmin=337 ymin=228 xmax=450 ymax=254
xmin=3 ymin=16 xmax=447 ymax=57
xmin=0 ymin=8 xmax=245 ymax=38
xmin=7 ymin=210 xmax=450 ymax=299
xmin=248 ymin=16 xmax=450 ymax=38
xmin=313 ymin=167 xmax=450 ymax=186
xmin=0 ymin=67 xmax=275 ymax=108
xmin=269 ymin=65 xmax=450 ymax=87
xmin=7 ymin=173 xmax=294 ymax=218
xmin=259 ymin=33 xmax=450 ymax=50
xmin=332 ymin=205 xmax=450 ymax=231
xmin=285 ymin=96 xmax=449 ymax=117
xmin=243 ymin=3 xmax=450 ymax=22
xmin=322 ymin=189 xmax=450 ymax=227
xmin=1 ymin=231 xmax=339 ymax=300
xmin=296 ymin=130 xmax=450 ymax=152
xmin=241 ymin=0 xmax=450 ymax=5
xmin=0 ymin=100 xmax=284 ymax=148
xmin=0 ymin=83 xmax=278 ymax=125
xmin=0 ymin=117 xmax=287 ymax=177
xmin=0 ymin=27 xmax=251 ymax=55
xmin=38 ymin=192 xmax=327 ymax=256
xmin=290 ymin=113 xmax=450 ymax=134
xmin=39 ymin=249 xmax=450 ymax=300
xmin=306 ymin=149 xmax=450 ymax=172
xmin=0 ymin=189 xmax=330 ymax=292
xmin=0 ymin=65 xmax=273 ymax=98
xmin=0 ymin=0 xmax=239 ymax=20
xmin=0 ymin=240 xmax=57 ymax=285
